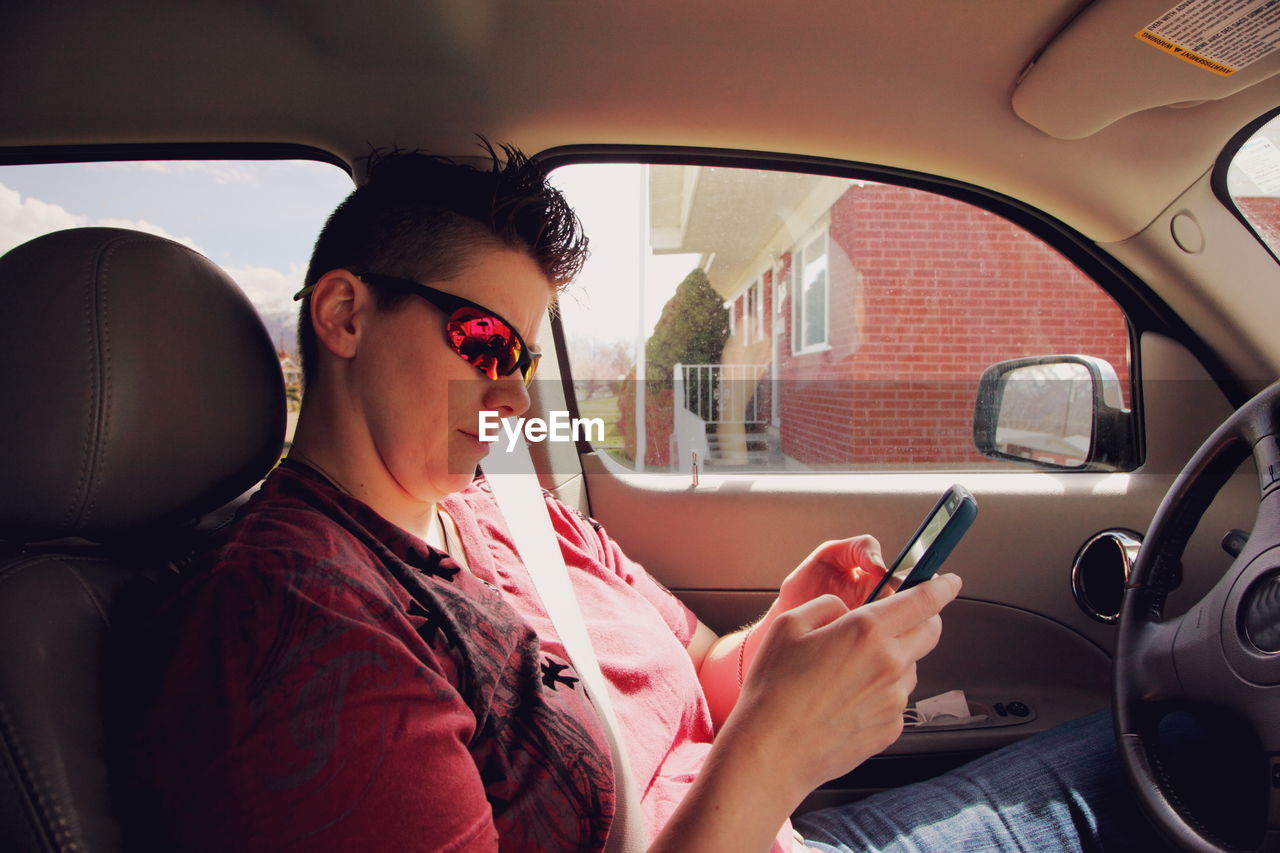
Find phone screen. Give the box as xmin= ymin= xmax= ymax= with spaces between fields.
xmin=864 ymin=486 xmax=975 ymax=605
xmin=882 ymin=496 xmax=955 ymax=592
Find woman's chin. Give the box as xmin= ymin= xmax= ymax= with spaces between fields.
xmin=444 ymin=445 xmax=486 ymax=487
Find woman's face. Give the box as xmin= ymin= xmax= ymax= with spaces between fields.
xmin=352 ymin=246 xmax=551 ymax=507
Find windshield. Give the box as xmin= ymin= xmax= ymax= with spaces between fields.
xmin=1225 ymin=113 xmax=1280 ymax=258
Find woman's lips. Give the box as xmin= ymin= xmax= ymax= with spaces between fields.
xmin=458 ymin=429 xmax=487 ymax=451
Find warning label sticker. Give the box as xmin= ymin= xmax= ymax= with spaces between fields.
xmin=1136 ymin=0 xmax=1280 ymax=76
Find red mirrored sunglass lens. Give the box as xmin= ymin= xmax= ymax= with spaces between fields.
xmin=447 ymin=309 xmax=524 ymax=380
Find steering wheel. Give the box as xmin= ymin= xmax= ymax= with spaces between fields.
xmin=1117 ymin=379 xmax=1280 ymax=852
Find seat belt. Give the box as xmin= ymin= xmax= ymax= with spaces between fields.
xmin=483 ymin=438 xmax=648 ymax=853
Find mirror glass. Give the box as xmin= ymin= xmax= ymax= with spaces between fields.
xmin=992 ymin=362 xmax=1093 ymax=467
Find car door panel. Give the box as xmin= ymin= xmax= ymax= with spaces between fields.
xmin=566 ymin=330 xmax=1256 ymax=789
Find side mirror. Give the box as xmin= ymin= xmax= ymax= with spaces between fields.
xmin=973 ymin=355 xmax=1135 ymax=471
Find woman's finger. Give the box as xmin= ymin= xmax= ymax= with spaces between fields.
xmin=856 ymin=573 xmax=961 ymax=636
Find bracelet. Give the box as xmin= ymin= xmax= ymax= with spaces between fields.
xmin=737 ymin=623 xmax=755 ymax=687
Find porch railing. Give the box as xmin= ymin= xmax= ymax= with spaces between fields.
xmin=673 ymin=363 xmax=769 ymax=424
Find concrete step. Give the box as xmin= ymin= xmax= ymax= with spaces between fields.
xmin=704 ymin=429 xmax=781 ymax=467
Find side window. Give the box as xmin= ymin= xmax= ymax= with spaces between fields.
xmin=552 ymin=162 xmax=1132 ymax=473
xmin=0 ymin=159 xmax=354 ymax=443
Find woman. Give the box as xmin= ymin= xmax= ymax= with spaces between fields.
xmin=137 ymin=145 xmax=1160 ymax=852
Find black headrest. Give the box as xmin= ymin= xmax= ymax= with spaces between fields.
xmin=0 ymin=228 xmax=285 ymax=541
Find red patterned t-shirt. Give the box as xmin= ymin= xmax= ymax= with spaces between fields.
xmin=136 ymin=461 xmax=733 ymax=851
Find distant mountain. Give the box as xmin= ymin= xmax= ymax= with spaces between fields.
xmin=259 ymin=307 xmax=299 ymax=356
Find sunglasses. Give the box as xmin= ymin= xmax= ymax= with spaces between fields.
xmin=294 ymin=272 xmax=540 ymax=385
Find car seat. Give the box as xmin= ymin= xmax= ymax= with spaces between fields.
xmin=0 ymin=228 xmax=286 ymax=851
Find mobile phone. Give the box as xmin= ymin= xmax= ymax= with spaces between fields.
xmin=863 ymin=485 xmax=977 ymax=605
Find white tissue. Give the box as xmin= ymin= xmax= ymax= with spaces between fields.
xmin=911 ymin=689 xmax=987 ymax=726
xmin=915 ymin=689 xmax=970 ymax=721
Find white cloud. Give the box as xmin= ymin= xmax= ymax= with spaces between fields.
xmin=0 ymin=180 xmax=207 ymax=258
xmin=0 ymin=183 xmax=86 ymax=256
xmin=0 ymin=182 xmax=296 ymax=334
xmin=222 ymin=262 xmax=304 ymax=317
xmin=222 ymin=263 xmax=306 ymax=353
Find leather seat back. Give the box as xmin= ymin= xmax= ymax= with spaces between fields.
xmin=0 ymin=228 xmax=285 ymax=851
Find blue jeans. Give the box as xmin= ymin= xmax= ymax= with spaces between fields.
xmin=793 ymin=712 xmax=1173 ymax=852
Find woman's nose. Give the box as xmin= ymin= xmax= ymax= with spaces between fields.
xmin=482 ymin=371 xmax=532 ymax=419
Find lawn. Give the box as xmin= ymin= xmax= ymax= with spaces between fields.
xmin=575 ymin=394 xmax=625 ymax=448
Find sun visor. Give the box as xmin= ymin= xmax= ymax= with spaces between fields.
xmin=1013 ymin=0 xmax=1280 ymax=139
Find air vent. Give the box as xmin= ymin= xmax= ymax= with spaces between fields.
xmin=1071 ymin=529 xmax=1142 ymax=623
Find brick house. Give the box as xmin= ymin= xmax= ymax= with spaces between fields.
xmin=649 ymin=167 xmax=1133 ymax=469
xmin=1236 ymin=196 xmax=1280 ymax=257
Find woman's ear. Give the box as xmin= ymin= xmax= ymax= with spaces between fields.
xmin=308 ymin=270 xmax=371 ymax=361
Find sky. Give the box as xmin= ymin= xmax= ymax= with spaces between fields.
xmin=0 ymin=160 xmax=353 ymax=351
xmin=550 ymin=163 xmax=701 ymax=344
xmin=0 ymin=158 xmax=699 ymax=356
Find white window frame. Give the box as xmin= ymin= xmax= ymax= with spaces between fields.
xmin=744 ymin=277 xmax=765 ymax=343
xmin=792 ymin=225 xmax=831 ymax=355
xmin=774 ymin=261 xmax=788 ymax=315
xmin=752 ymin=277 xmax=765 ymax=342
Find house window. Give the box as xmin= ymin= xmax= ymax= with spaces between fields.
xmin=746 ymin=278 xmax=764 ymax=343
xmin=775 ymin=261 xmax=788 ymax=315
xmin=794 ymin=230 xmax=829 ymax=353
xmin=753 ymin=278 xmax=765 ymax=341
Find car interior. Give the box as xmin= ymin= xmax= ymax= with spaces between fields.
xmin=4 ymin=0 xmax=1280 ymax=850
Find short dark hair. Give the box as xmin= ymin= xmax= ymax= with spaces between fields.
xmin=298 ymin=142 xmax=588 ymax=383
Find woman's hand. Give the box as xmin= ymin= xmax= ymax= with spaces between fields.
xmin=660 ymin=574 xmax=962 ymax=853
xmin=735 ymin=537 xmax=891 ymax=683
xmin=697 ymin=535 xmax=934 ymax=734
xmin=731 ymin=574 xmax=961 ymax=800
xmin=776 ymin=536 xmax=889 ymax=615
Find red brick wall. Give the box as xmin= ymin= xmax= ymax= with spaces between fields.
xmin=1237 ymin=196 xmax=1280 ymax=257
xmin=770 ymin=184 xmax=1130 ymax=468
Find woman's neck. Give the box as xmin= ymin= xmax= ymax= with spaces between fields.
xmin=288 ymin=442 xmax=438 ymax=543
